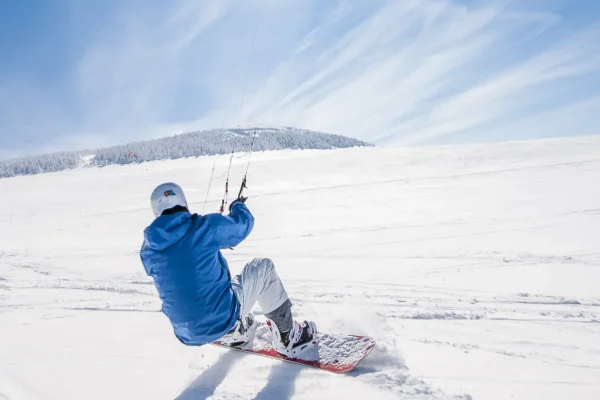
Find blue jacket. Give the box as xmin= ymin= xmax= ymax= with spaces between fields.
xmin=140 ymin=202 xmax=254 ymax=345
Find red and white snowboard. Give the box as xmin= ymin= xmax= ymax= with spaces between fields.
xmin=212 ymin=320 xmax=376 ymax=373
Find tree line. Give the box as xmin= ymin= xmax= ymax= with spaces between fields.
xmin=0 ymin=127 xmax=372 ymax=178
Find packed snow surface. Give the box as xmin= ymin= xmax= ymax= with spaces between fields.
xmin=1 ymin=136 xmax=600 ymax=399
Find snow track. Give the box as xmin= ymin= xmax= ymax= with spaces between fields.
xmin=1 ymin=137 xmax=600 ymax=399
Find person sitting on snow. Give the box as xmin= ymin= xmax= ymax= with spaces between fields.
xmin=140 ymin=182 xmax=317 ymax=357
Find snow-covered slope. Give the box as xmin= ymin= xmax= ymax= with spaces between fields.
xmin=1 ymin=136 xmax=600 ymax=399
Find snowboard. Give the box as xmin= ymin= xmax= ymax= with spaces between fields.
xmin=212 ymin=320 xmax=376 ymax=373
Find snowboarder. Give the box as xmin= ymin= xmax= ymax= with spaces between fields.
xmin=140 ymin=182 xmax=317 ymax=357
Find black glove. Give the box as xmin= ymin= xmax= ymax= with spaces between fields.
xmin=229 ymin=196 xmax=248 ymax=212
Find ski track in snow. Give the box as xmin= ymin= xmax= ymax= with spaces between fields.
xmin=1 ymin=137 xmax=600 ymax=399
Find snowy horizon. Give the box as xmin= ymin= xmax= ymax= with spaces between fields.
xmin=2 ymin=1 xmax=600 ymax=159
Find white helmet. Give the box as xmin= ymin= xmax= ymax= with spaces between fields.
xmin=150 ymin=182 xmax=188 ymax=217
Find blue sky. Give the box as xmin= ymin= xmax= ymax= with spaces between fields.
xmin=1 ymin=0 xmax=600 ymax=159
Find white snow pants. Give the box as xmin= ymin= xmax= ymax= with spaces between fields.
xmin=231 ymin=258 xmax=290 ymax=317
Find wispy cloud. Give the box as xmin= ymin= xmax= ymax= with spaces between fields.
xmin=236 ymin=0 xmax=600 ymax=145
xmin=74 ymin=1 xmax=232 ymax=139
xmin=1 ymin=0 xmax=599 ymax=158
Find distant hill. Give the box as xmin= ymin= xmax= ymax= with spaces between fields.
xmin=0 ymin=126 xmax=372 ymax=178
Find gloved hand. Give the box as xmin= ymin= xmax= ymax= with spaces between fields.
xmin=229 ymin=196 xmax=248 ymax=212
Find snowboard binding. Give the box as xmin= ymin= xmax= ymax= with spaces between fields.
xmin=267 ymin=318 xmax=318 ymax=358
xmin=219 ymin=312 xmax=256 ymax=348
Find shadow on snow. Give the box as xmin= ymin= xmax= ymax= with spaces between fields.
xmin=254 ymin=362 xmax=302 ymax=400
xmin=175 ymin=350 xmax=303 ymax=400
xmin=176 ymin=351 xmax=245 ymax=400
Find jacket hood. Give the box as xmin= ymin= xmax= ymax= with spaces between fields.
xmin=144 ymin=212 xmax=193 ymax=251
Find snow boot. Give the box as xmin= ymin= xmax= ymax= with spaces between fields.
xmin=267 ymin=319 xmax=318 ymax=357
xmin=220 ymin=313 xmax=256 ymax=347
